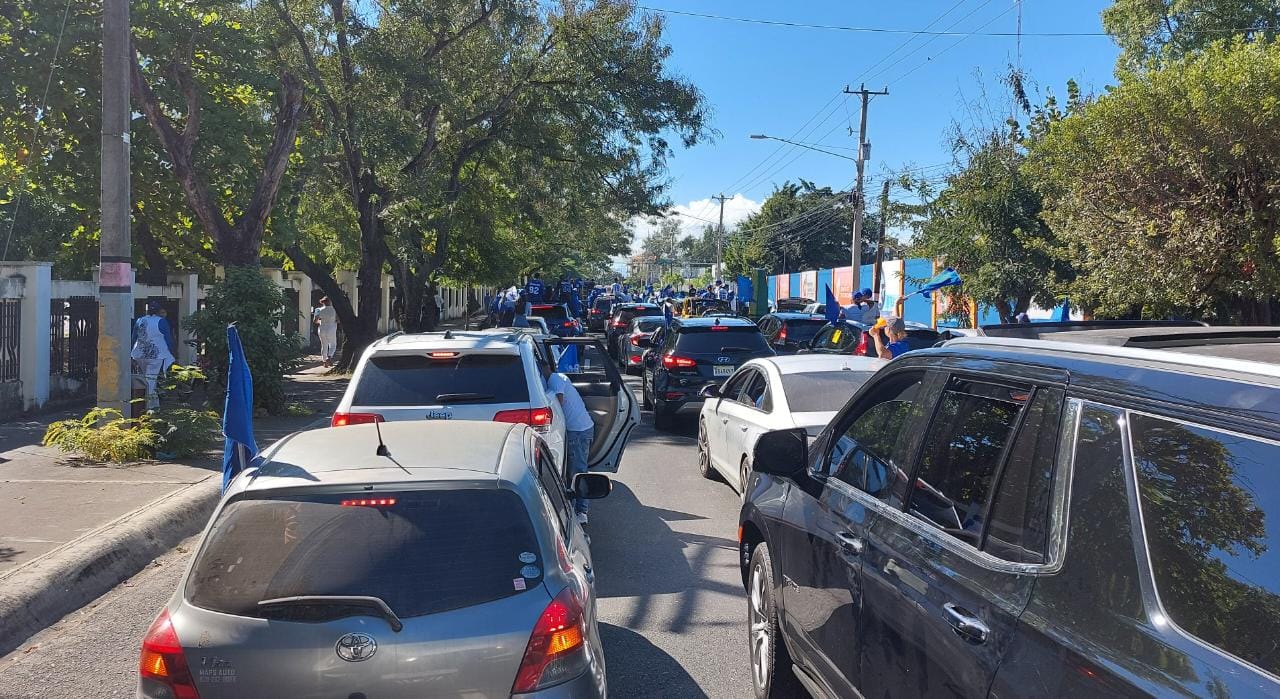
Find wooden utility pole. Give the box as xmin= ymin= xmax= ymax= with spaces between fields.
xmin=872 ymin=179 xmax=891 ymax=300
xmin=844 ymin=84 xmax=888 ymax=295
xmin=712 ymin=193 xmax=731 ymax=281
xmin=97 ymin=0 xmax=132 ymax=412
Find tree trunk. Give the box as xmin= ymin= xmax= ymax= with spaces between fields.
xmin=993 ymin=299 xmax=1014 ymax=324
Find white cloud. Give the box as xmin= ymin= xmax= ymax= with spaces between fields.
xmin=627 ymin=193 xmax=761 ymax=254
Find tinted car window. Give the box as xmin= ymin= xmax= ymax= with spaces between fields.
xmin=783 ymin=371 xmax=877 ymax=413
xmin=830 ymin=371 xmax=926 ymax=507
xmin=740 ymin=370 xmax=769 ymax=410
xmin=633 ymin=318 xmax=664 ymax=333
xmin=532 ymin=305 xmax=568 ymax=321
xmin=984 ymin=388 xmax=1062 ymax=563
xmin=353 ymin=353 xmax=529 ymax=405
xmin=593 ymin=298 xmax=613 ymax=313
xmin=783 ymin=319 xmax=828 ymax=343
xmin=909 ymin=378 xmax=1027 ymax=547
xmin=187 ymin=490 xmax=542 ymax=618
xmin=614 ymin=306 xmax=661 ymax=325
xmin=675 ymin=328 xmax=770 ymax=354
xmin=536 ymin=447 xmax=572 ymax=536
xmin=812 ymin=324 xmax=859 ymax=352
xmin=1131 ymin=414 xmax=1280 ymax=676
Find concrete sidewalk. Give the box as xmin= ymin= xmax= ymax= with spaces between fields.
xmin=0 ymin=364 xmax=347 ymax=654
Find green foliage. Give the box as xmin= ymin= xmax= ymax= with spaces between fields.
xmin=187 ymin=266 xmax=302 ymax=413
xmin=726 ymin=181 xmax=865 ymax=277
xmin=43 ymin=408 xmax=158 ymax=462
xmin=1102 ymin=0 xmax=1280 ymax=66
xmin=43 ymin=405 xmax=219 ymax=462
xmin=1029 ymin=38 xmax=1280 ymax=319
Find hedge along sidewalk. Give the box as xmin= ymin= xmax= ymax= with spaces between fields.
xmin=0 ymin=365 xmax=348 ymax=656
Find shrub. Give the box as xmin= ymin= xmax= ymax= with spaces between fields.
xmin=43 ymin=406 xmax=222 ymax=462
xmin=187 ymin=266 xmax=304 ymax=414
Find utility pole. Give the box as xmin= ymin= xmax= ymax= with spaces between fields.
xmin=843 ymin=83 xmax=888 ymax=296
xmin=97 ymin=0 xmax=132 ymax=412
xmin=712 ymin=193 xmax=731 ymax=281
xmin=872 ymin=179 xmax=891 ymax=300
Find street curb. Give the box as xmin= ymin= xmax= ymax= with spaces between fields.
xmin=0 ymin=474 xmax=220 ymax=656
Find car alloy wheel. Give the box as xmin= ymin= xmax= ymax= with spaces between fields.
xmin=642 ymin=373 xmax=653 ymax=409
xmin=749 ymin=557 xmax=771 ymax=691
xmin=740 ymin=458 xmax=750 ymax=502
xmin=698 ymin=419 xmax=717 ymax=479
xmin=748 ymin=543 xmax=802 ymax=698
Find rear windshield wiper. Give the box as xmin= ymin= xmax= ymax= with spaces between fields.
xmin=433 ymin=392 xmax=495 ymax=403
xmin=256 ymin=595 xmax=404 ymax=632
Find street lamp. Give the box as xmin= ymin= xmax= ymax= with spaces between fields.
xmin=749 ymin=134 xmax=858 ymax=162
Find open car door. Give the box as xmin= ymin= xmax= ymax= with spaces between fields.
xmin=539 ymin=337 xmax=640 ymax=473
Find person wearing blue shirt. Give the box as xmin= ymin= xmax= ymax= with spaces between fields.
xmin=541 ymin=362 xmax=596 ymax=525
xmin=558 ymin=274 xmax=574 ymax=303
xmin=525 ymin=273 xmax=545 ymax=303
xmin=869 ymin=315 xmax=912 ymax=359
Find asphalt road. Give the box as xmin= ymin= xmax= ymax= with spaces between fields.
xmin=0 ymin=375 xmax=754 ymax=698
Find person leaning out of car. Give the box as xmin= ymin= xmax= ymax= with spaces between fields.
xmin=868 ymin=315 xmax=911 ymax=359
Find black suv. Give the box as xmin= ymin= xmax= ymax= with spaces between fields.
xmin=606 ymin=303 xmax=663 ymax=358
xmin=640 ymin=317 xmax=773 ymax=429
xmin=586 ymin=295 xmax=615 ymax=332
xmin=757 ymin=313 xmax=830 ymax=354
xmin=740 ymin=327 xmax=1280 ymax=698
xmin=806 ymin=318 xmax=942 ymax=357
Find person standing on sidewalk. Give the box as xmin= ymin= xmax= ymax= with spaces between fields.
xmin=313 ymin=297 xmax=339 ymax=367
xmin=540 ymin=361 xmax=595 ymax=525
xmin=130 ymin=301 xmax=176 ymax=411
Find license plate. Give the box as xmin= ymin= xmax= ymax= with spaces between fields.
xmin=713 ymin=365 xmax=735 ymax=377
xmin=424 ymin=410 xmax=453 ymax=420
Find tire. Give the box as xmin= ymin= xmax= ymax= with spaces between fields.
xmin=748 ymin=543 xmax=804 ymax=699
xmin=642 ymin=373 xmax=653 ymax=410
xmin=740 ymin=457 xmax=751 ymax=502
xmin=697 ymin=419 xmax=721 ymax=480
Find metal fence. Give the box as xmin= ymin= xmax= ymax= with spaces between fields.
xmin=66 ymin=296 xmax=98 ymax=381
xmin=0 ymin=299 xmax=20 ymax=383
xmin=50 ymin=299 xmax=67 ymax=375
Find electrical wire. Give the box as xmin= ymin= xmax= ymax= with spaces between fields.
xmin=3 ymin=0 xmax=75 ymax=260
xmin=862 ymin=0 xmax=998 ymax=86
xmin=851 ymin=0 xmax=975 ymax=86
xmin=884 ymin=2 xmax=1021 ymax=86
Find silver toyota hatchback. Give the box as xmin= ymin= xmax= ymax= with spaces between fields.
xmin=138 ymin=421 xmax=611 ymax=698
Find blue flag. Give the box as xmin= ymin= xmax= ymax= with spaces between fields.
xmin=824 ymin=285 xmax=841 ymax=325
xmin=663 ymin=303 xmax=673 ymax=327
xmin=736 ymin=275 xmax=753 ymax=305
xmin=557 ymin=343 xmax=580 ymax=372
xmin=221 ymin=325 xmax=258 ymax=492
xmin=917 ymin=267 xmax=963 ymax=299
xmin=1053 ymin=297 xmax=1071 ymax=322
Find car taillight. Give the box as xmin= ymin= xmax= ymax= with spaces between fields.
xmin=855 ymin=331 xmax=869 ymax=356
xmin=494 ymin=407 xmax=554 ymax=433
xmin=139 ymin=609 xmax=200 ymax=699
xmin=512 ymin=586 xmax=590 ymax=693
xmin=331 ymin=412 xmax=383 ymax=427
xmin=629 ymin=355 xmax=641 ymax=364
xmin=662 ymin=354 xmax=697 ymax=370
xmin=779 ymin=326 xmax=788 ymax=341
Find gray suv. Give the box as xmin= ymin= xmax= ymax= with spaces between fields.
xmin=139 ymin=421 xmax=611 ymax=698
xmin=741 ymin=327 xmax=1280 ymax=698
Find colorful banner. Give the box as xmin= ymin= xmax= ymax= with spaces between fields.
xmin=832 ymin=266 xmax=853 ymax=304
xmin=799 ymin=270 xmax=817 ymax=301
xmin=775 ymin=274 xmax=790 ymax=300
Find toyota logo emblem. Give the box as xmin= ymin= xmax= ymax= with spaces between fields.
xmin=717 ymin=356 xmax=731 ymax=364
xmin=335 ymin=633 xmax=377 ymax=662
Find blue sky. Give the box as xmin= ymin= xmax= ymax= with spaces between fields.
xmin=629 ymin=0 xmax=1121 ymax=249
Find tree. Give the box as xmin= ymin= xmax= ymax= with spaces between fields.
xmin=1029 ymin=38 xmax=1280 ymax=320
xmin=726 ymin=180 xmax=861 ymax=277
xmin=1103 ymin=0 xmax=1280 ymax=66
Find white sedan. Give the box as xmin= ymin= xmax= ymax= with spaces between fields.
xmin=696 ymin=354 xmax=888 ymax=498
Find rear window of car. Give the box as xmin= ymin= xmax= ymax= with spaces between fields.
xmin=904 ymin=329 xmax=942 ymax=350
xmin=592 ymin=299 xmax=613 ymax=312
xmin=615 ymin=306 xmax=661 ymax=324
xmin=782 ymin=371 xmax=876 ymax=412
xmin=1130 ymin=414 xmax=1280 ymax=676
xmin=675 ymin=327 xmax=770 ymax=354
xmin=352 ymin=353 xmax=529 ymax=405
xmin=634 ymin=318 xmax=664 ymax=333
xmin=784 ymin=319 xmax=829 ymax=343
xmin=532 ymin=305 xmax=568 ymax=321
xmin=186 ymin=490 xmax=543 ymax=619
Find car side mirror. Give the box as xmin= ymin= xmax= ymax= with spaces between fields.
xmin=571 ymin=472 xmax=612 ymax=500
xmin=752 ymin=428 xmax=808 ymax=479
xmin=698 ymin=384 xmax=720 ymax=399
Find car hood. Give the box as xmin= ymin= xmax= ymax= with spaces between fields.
xmin=791 ymin=411 xmax=838 ymax=436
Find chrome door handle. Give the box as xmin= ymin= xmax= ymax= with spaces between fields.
xmin=739 ymin=425 xmax=749 ymax=431
xmin=721 ymin=418 xmax=729 ymax=424
xmin=943 ymin=603 xmax=989 ymax=644
xmin=836 ymin=532 xmax=864 ymax=556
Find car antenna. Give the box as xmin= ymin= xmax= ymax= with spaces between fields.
xmin=372 ymin=420 xmax=414 ymax=475
xmin=443 ymin=330 xmax=453 ymax=339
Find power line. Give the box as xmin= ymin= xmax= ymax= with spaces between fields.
xmin=851 ymin=0 xmax=975 ymax=86
xmin=862 ymin=0 xmax=998 ymax=86
xmin=888 ymin=2 xmax=1021 ymax=85
xmin=634 ymin=4 xmax=1264 ymax=36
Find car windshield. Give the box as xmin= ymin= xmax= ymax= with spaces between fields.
xmin=676 ymin=328 xmax=770 ymax=354
xmin=352 ymin=353 xmax=529 ymax=405
xmin=784 ymin=319 xmax=828 ymax=342
xmin=782 ymin=370 xmax=877 ymax=412
xmin=186 ymin=490 xmax=542 ymax=618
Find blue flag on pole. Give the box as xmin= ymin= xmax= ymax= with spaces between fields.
xmin=663 ymin=303 xmax=673 ymax=328
xmin=557 ymin=344 xmax=580 ymax=373
xmin=917 ymin=267 xmax=963 ymax=299
xmin=1053 ymin=297 xmax=1072 ymax=322
xmin=736 ymin=275 xmax=753 ymax=306
xmin=824 ymin=285 xmax=841 ymax=325
xmin=221 ymin=325 xmax=258 ymax=492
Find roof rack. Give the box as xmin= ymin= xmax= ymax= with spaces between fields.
xmin=943 ymin=336 xmax=1280 ymax=381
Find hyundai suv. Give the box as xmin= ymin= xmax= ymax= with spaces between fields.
xmin=639 ymin=317 xmax=774 ymax=429
xmin=739 ymin=327 xmax=1280 ymax=698
xmin=139 ymin=421 xmax=613 ymax=698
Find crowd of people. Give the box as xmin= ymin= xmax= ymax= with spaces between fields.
xmin=481 ymin=273 xmax=750 ymax=329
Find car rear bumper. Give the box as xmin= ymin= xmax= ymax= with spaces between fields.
xmin=512 ymin=663 xmax=606 ymax=698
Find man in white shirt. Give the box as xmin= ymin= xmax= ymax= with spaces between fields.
xmin=313 ymin=297 xmax=339 ymax=367
xmin=541 ymin=362 xmax=596 ymax=525
xmin=859 ymin=287 xmax=881 ymax=324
